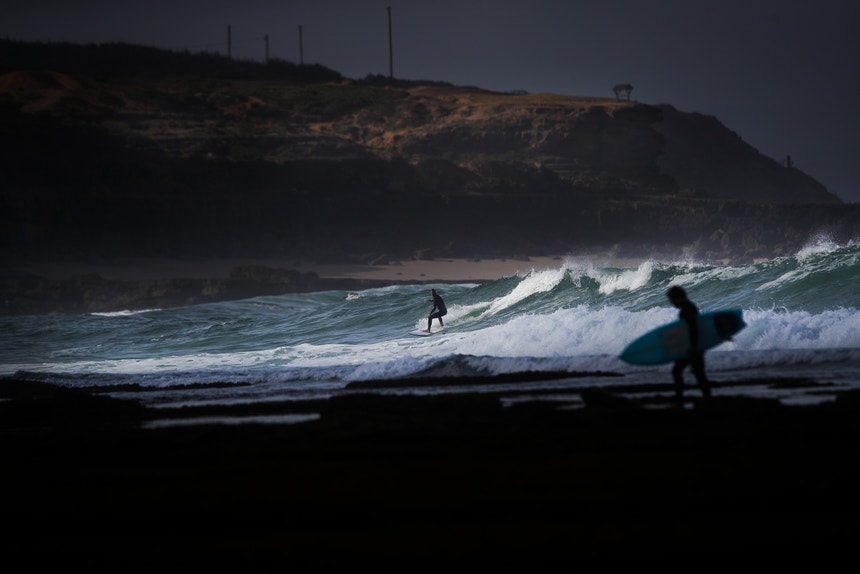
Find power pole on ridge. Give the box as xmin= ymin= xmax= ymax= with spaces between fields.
xmin=299 ymin=25 xmax=304 ymax=65
xmin=387 ymin=6 xmax=394 ymax=78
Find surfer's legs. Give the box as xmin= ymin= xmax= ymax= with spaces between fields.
xmin=672 ymin=360 xmax=687 ymax=401
xmin=690 ymin=353 xmax=710 ymax=398
xmin=428 ymin=311 xmax=444 ymax=330
xmin=672 ymin=355 xmax=710 ymax=402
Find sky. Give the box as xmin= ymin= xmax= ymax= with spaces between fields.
xmin=5 ymin=0 xmax=860 ymax=203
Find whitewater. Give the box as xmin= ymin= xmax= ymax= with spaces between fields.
xmin=2 ymin=236 xmax=859 ymax=413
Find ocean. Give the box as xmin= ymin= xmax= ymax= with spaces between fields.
xmin=3 ymin=235 xmax=859 ymax=420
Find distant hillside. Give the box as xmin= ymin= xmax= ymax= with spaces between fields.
xmin=1 ymin=39 xmax=856 ymax=269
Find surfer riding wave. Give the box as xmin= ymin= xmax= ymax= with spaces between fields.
xmin=424 ymin=288 xmax=447 ymax=333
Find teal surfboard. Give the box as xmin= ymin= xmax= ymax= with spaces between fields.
xmin=620 ymin=309 xmax=746 ymax=365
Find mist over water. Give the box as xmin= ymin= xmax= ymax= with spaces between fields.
xmin=2 ymin=236 xmax=859 ymax=408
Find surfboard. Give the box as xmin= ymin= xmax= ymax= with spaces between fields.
xmin=619 ymin=309 xmax=746 ymax=365
xmin=409 ymin=325 xmax=445 ymax=337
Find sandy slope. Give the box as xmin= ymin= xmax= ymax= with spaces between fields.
xmin=13 ymin=256 xmax=569 ymax=282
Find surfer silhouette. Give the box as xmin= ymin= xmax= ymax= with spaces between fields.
xmin=424 ymin=288 xmax=447 ymax=333
xmin=666 ymin=285 xmax=711 ymax=403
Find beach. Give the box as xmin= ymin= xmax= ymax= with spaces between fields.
xmin=3 ymin=377 xmax=859 ymax=565
xmin=14 ymin=255 xmax=570 ymax=283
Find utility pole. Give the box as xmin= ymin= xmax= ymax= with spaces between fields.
xmin=264 ymin=34 xmax=269 ymax=63
xmin=299 ymin=25 xmax=304 ymax=65
xmin=387 ymin=6 xmax=394 ymax=78
xmin=227 ymin=25 xmax=232 ymax=58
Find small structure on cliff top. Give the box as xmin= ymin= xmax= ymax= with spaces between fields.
xmin=613 ymin=83 xmax=634 ymax=100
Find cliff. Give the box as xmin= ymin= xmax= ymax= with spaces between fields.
xmin=1 ymin=40 xmax=858 ymax=313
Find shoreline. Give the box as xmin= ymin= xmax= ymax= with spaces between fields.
xmin=2 ymin=377 xmax=859 ymax=564
xmin=7 ymin=255 xmax=571 ymax=283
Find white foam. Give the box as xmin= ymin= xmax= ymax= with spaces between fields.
xmin=589 ymin=260 xmax=656 ymax=294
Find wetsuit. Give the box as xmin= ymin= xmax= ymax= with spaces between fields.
xmin=427 ymin=292 xmax=447 ymax=331
xmin=672 ymin=299 xmax=710 ymax=400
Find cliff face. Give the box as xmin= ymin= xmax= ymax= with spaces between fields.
xmin=1 ymin=53 xmax=856 ymax=271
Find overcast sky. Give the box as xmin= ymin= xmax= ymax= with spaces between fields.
xmin=5 ymin=0 xmax=859 ymax=202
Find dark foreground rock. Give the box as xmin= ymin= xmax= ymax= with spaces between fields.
xmin=2 ymin=378 xmax=859 ymax=565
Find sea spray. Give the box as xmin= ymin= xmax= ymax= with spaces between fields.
xmin=3 ymin=240 xmax=859 ymax=406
